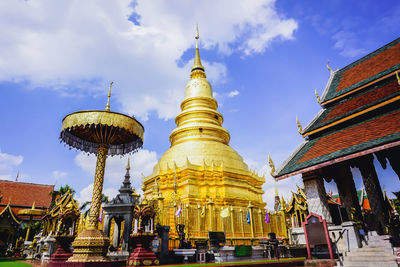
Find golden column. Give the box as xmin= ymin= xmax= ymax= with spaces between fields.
xmin=208 ymin=198 xmax=214 ymax=231
xmin=60 ymin=83 xmax=144 ymax=262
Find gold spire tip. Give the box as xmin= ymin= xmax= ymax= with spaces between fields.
xmin=126 ymin=157 xmax=130 ymax=170
xmin=195 ymin=24 xmax=199 ymax=48
xmin=105 ymin=81 xmax=113 ymax=111
xmin=191 ymin=25 xmax=205 ymax=76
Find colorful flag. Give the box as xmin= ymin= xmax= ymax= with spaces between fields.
xmin=220 ymin=207 xmax=229 ymax=218
xmin=175 ymin=203 xmax=182 ymax=217
xmin=246 ymin=210 xmax=251 ymax=224
xmin=99 ymin=207 xmax=103 ymax=222
xmin=265 ymin=211 xmax=270 ymax=224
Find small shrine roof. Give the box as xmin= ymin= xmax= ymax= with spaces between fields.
xmin=0 ymin=180 xmax=54 ymax=217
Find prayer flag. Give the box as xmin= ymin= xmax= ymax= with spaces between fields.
xmin=265 ymin=211 xmax=270 ymax=224
xmin=220 ymin=207 xmax=229 ymax=218
xmin=175 ymin=203 xmax=182 ymax=217
xmin=246 ymin=210 xmax=251 ymax=224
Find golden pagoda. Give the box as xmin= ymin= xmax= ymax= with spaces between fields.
xmin=143 ymin=27 xmax=267 ymax=243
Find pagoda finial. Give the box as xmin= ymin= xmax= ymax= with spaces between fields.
xmin=296 ymin=116 xmax=303 ymax=135
xmin=191 ymin=25 xmax=206 ymax=78
xmin=105 ymin=81 xmax=113 ymax=112
xmin=126 ymin=157 xmax=130 ymax=171
xmin=274 ymin=181 xmax=279 ymax=197
xmin=32 ymin=201 xmax=36 ymax=209
xmin=268 ymin=153 xmax=275 ymax=176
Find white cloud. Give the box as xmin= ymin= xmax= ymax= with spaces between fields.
xmin=76 ymin=183 xmax=120 ymax=210
xmin=228 ymin=90 xmax=239 ymax=98
xmin=244 ymin=157 xmax=302 ymax=211
xmin=52 ymin=170 xmax=68 ymax=181
xmin=332 ymin=31 xmax=367 ymax=58
xmin=0 ymin=0 xmax=297 ymax=120
xmin=0 ymin=148 xmax=23 ymax=180
xmin=74 ymin=149 xmax=158 ymax=190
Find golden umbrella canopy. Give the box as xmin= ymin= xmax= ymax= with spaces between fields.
xmin=18 ymin=202 xmax=45 ymax=241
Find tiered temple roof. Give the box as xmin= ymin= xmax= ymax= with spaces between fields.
xmin=275 ymin=38 xmax=400 ymax=179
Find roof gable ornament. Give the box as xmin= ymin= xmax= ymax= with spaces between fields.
xmin=315 ymin=89 xmax=321 ymax=104
xmin=396 ymin=71 xmax=400 ymax=85
xmin=268 ymin=153 xmax=275 ymax=176
xmin=296 ymin=116 xmax=303 ymax=135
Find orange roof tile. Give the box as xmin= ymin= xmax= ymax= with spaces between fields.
xmin=299 ymin=109 xmax=400 ymax=163
xmin=322 ymin=80 xmax=399 ymax=122
xmin=0 ymin=180 xmax=54 ymax=209
xmin=336 ymin=42 xmax=400 ymax=92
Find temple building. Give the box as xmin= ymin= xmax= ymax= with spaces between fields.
xmin=142 ymin=30 xmax=268 ymax=243
xmin=0 ymin=180 xmax=54 ymax=251
xmin=273 ymin=37 xmax=400 ymax=235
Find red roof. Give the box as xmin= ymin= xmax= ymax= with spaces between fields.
xmin=322 ymin=80 xmax=399 ymax=123
xmin=299 ymin=109 xmax=400 ymax=163
xmin=336 ymin=42 xmax=400 ymax=92
xmin=0 ymin=180 xmax=54 ymax=216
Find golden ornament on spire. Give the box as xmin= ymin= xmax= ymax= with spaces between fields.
xmin=268 ymin=153 xmax=275 ymax=176
xmin=126 ymin=157 xmax=130 ymax=170
xmin=191 ymin=25 xmax=206 ymax=79
xmin=296 ymin=116 xmax=303 ymax=135
xmin=105 ymin=81 xmax=113 ymax=112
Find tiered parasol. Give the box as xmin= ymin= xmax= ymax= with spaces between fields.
xmin=60 ymin=82 xmax=144 ymax=263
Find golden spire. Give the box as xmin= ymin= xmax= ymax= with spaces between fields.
xmin=105 ymin=81 xmax=113 ymax=112
xmin=126 ymin=157 xmax=130 ymax=171
xmin=191 ymin=25 xmax=206 ymax=78
xmin=274 ymin=181 xmax=279 ymax=197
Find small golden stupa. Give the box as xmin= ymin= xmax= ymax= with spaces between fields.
xmin=143 ymin=27 xmax=266 ymax=241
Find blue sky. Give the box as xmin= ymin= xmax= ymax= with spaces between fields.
xmin=0 ymin=0 xmax=399 ymax=208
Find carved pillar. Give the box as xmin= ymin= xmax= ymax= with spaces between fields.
xmin=386 ymin=147 xmax=400 ymax=180
xmin=122 ymin=214 xmax=133 ymax=251
xmin=302 ymin=171 xmax=332 ymax=224
xmin=352 ymin=154 xmax=387 ymax=233
xmin=325 ymin=163 xmax=362 ymax=221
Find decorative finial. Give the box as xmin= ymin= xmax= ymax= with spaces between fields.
xmin=32 ymin=201 xmax=36 ymax=209
xmin=105 ymin=81 xmax=113 ymax=112
xmin=15 ymin=171 xmax=19 ymax=182
xmin=126 ymin=157 xmax=130 ymax=171
xmin=191 ymin=25 xmax=205 ymax=77
xmin=396 ymin=71 xmax=400 ymax=85
xmin=195 ymin=24 xmax=199 ymax=49
xmin=315 ymin=89 xmax=321 ymax=103
xmin=274 ymin=181 xmax=279 ymax=196
xmin=326 ymin=60 xmax=333 ymax=73
xmin=296 ymin=116 xmax=302 ymax=134
xmin=268 ymin=153 xmax=275 ymax=176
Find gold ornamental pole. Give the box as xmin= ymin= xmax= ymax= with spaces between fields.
xmin=87 ymin=144 xmax=108 ymax=229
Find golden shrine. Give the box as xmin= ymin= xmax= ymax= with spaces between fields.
xmin=143 ymin=28 xmax=287 ymax=243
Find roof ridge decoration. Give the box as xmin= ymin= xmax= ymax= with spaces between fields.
xmin=0 ymin=203 xmax=22 ymax=224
